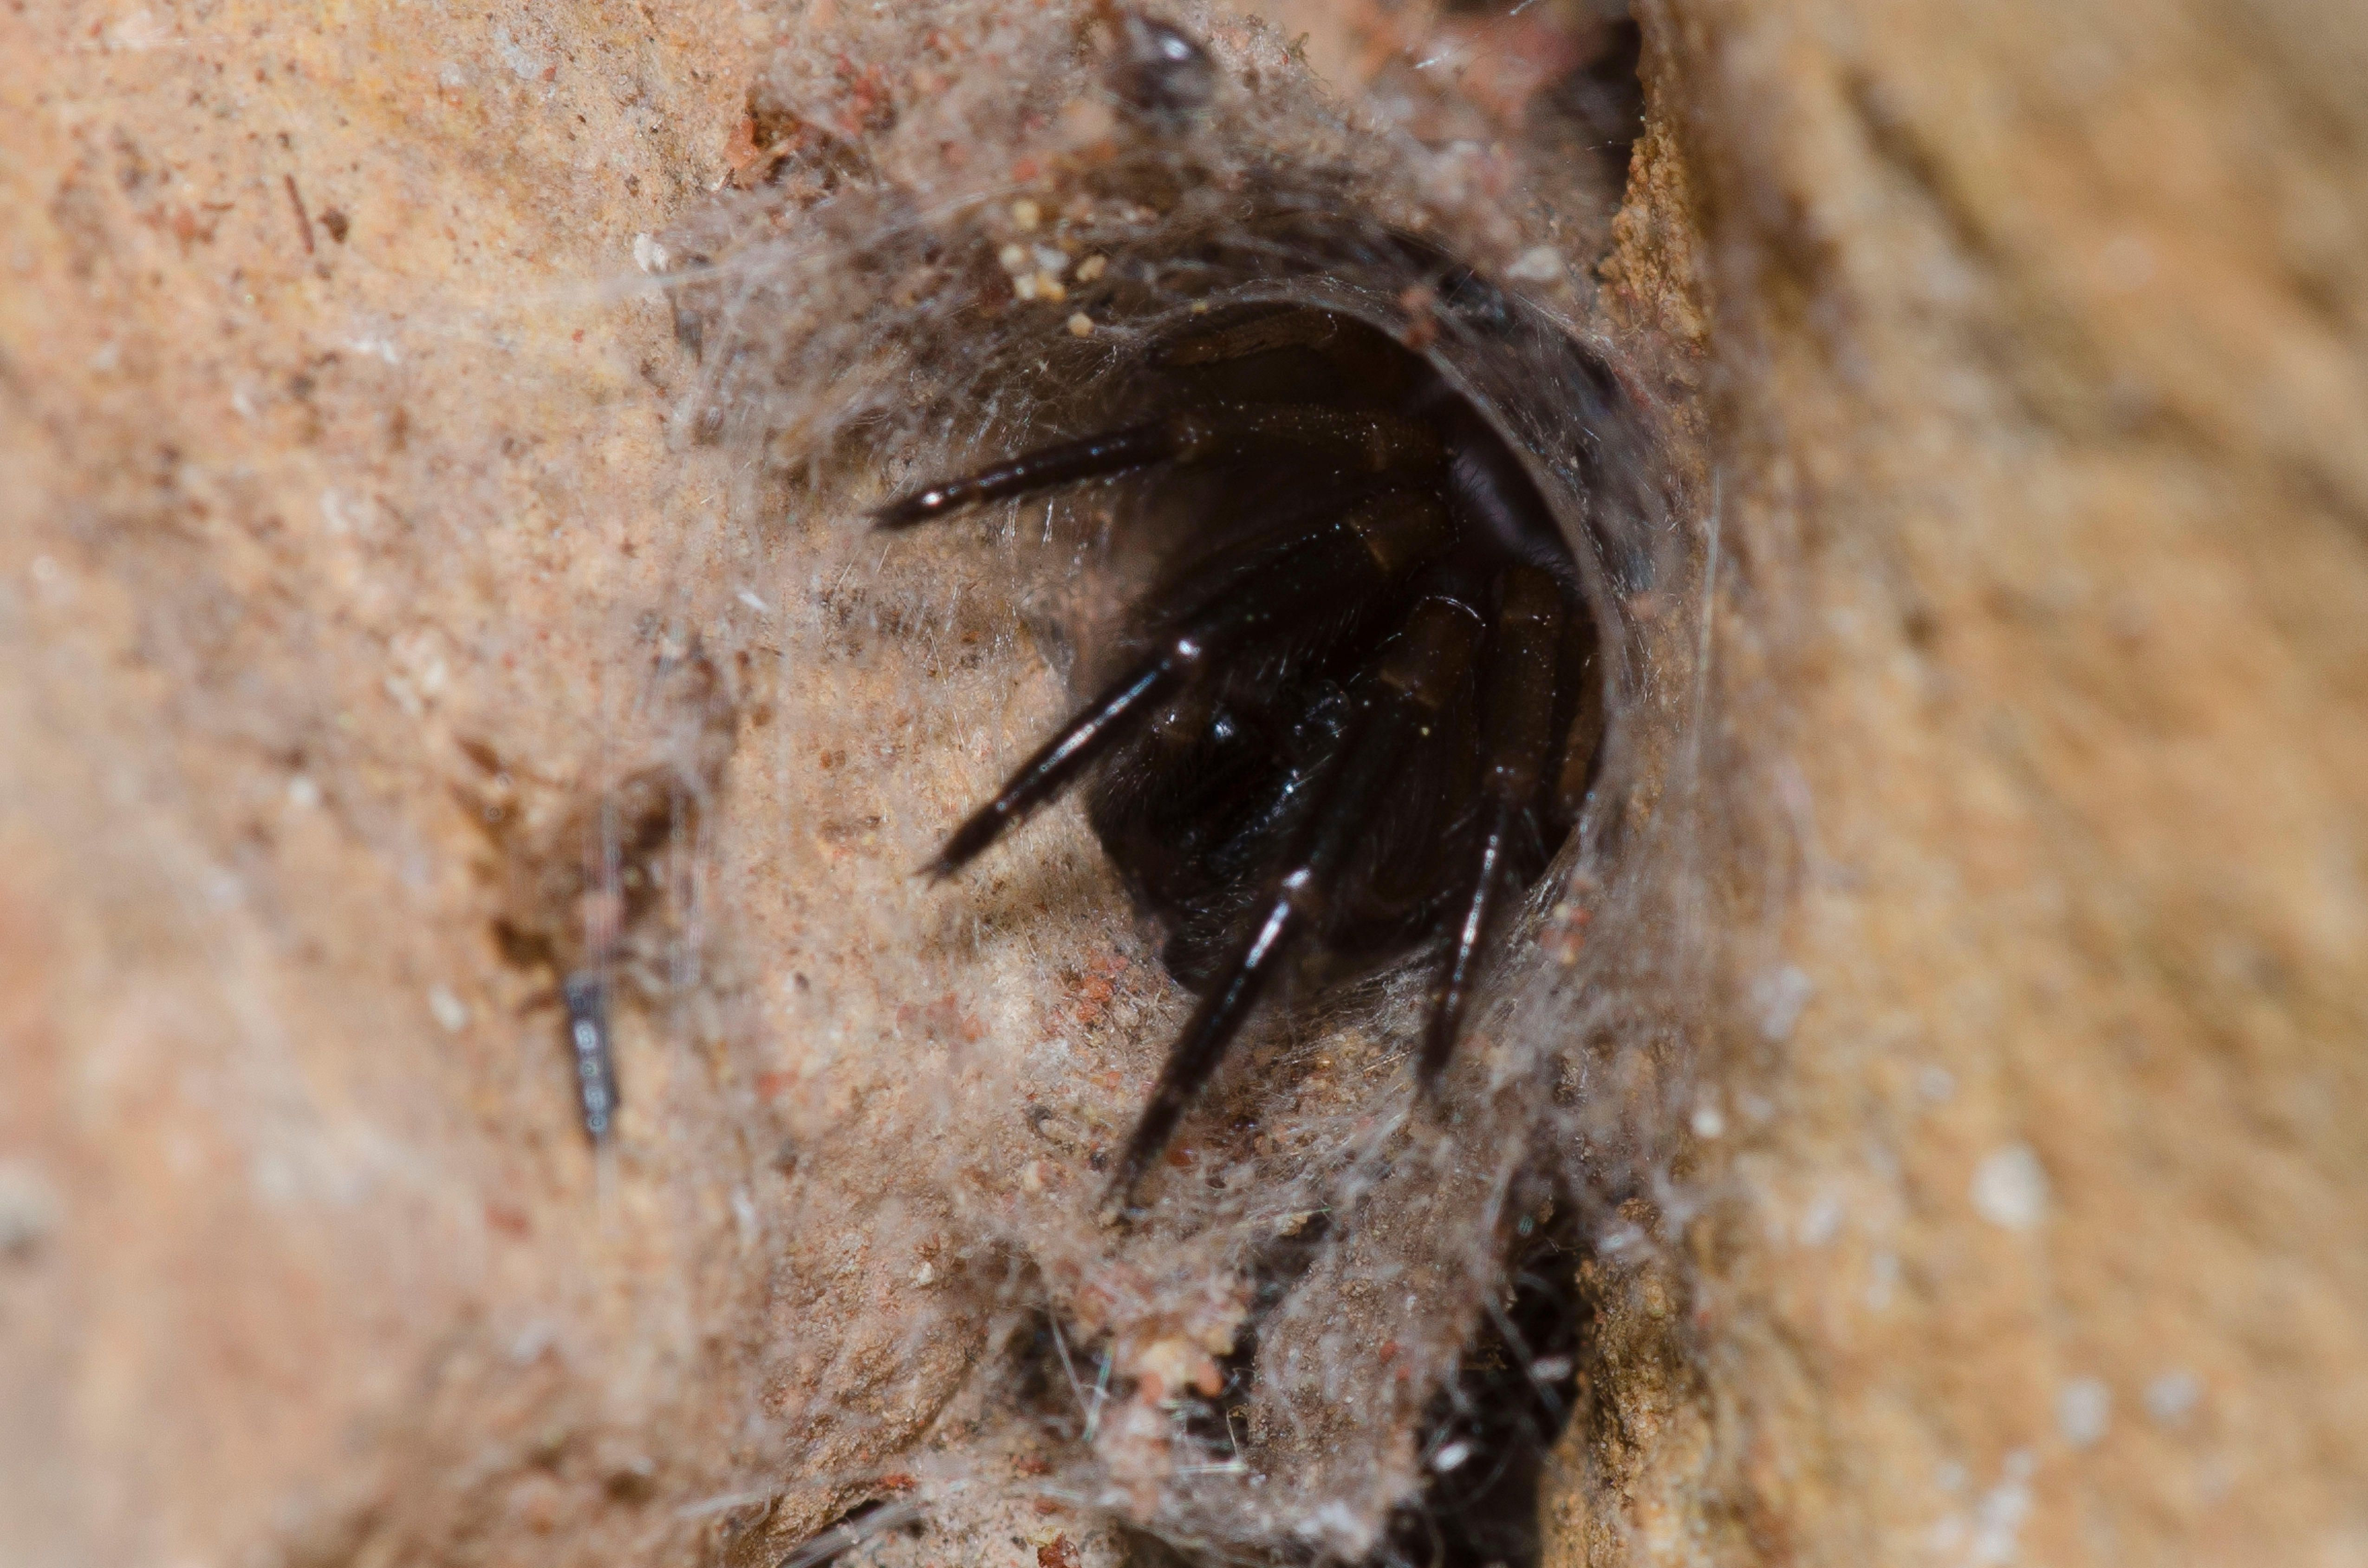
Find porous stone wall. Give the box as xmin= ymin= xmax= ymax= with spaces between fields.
xmin=1553 ymin=0 xmax=2368 ymax=1561
xmin=2 ymin=2 xmax=2360 ymax=1566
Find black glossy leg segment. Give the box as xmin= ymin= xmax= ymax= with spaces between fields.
xmin=1423 ymin=568 xmax=1565 ymax=1088
xmin=924 ymin=660 xmax=1175 ymax=879
xmin=1424 ymin=796 xmax=1517 ymax=1088
xmin=1110 ymin=596 xmax=1484 ymax=1206
xmin=872 ymin=425 xmax=1170 ymax=529
xmin=924 ymin=494 xmax=1455 ymax=879
xmin=873 ymin=407 xmax=1445 ymax=529
xmin=1109 ymin=873 xmax=1308 ymax=1211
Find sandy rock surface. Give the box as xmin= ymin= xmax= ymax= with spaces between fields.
xmin=3 ymin=2 xmax=2361 ymax=1567
xmin=1551 ymin=0 xmax=2368 ymax=1562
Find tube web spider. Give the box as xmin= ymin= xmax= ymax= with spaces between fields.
xmin=878 ymin=291 xmax=1607 ymax=1206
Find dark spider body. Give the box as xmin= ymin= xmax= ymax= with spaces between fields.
xmin=878 ymin=297 xmax=1609 ymax=1206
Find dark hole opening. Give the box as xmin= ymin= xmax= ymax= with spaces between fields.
xmin=1107 ymin=1179 xmax=1592 ymax=1568
xmin=1549 ymin=13 xmax=1646 ymax=202
xmin=1375 ymin=1186 xmax=1593 ymax=1568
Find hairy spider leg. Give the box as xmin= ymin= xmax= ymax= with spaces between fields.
xmin=1109 ymin=594 xmax=1485 ymax=1207
xmin=873 ymin=425 xmax=1169 ymax=529
xmin=1421 ymin=567 xmax=1566 ymax=1089
xmin=925 ymin=493 xmax=1453 ymax=877
xmin=871 ymin=405 xmax=1444 ymax=528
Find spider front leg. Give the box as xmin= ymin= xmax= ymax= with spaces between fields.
xmin=1422 ymin=566 xmax=1567 ymax=1089
xmin=924 ymin=492 xmax=1452 ymax=876
xmin=1107 ymin=594 xmax=1485 ymax=1209
xmin=871 ymin=405 xmax=1442 ymax=528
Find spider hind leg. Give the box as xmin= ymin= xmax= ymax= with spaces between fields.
xmin=1109 ymin=594 xmax=1485 ymax=1207
xmin=1423 ymin=566 xmax=1567 ymax=1088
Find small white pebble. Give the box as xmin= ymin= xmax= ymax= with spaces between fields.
xmin=1012 ymin=272 xmax=1040 ymax=301
xmin=2144 ymin=1370 xmax=2202 ymax=1425
xmin=1971 ymin=1144 xmax=2049 ymax=1231
xmin=631 ymin=233 xmax=668 ymax=273
xmin=1067 ymin=312 xmax=1094 ymax=337
xmin=1032 ymin=245 xmax=1070 ymax=276
xmin=997 ymin=241 xmax=1031 ymax=274
xmin=1010 ymin=198 xmax=1041 ymax=231
xmin=2056 ymin=1376 xmax=2111 ymax=1447
xmin=427 ymin=984 xmax=469 ymax=1034
xmin=286 ymin=774 xmax=323 ymax=809
xmin=1506 ymin=244 xmax=1565 ymax=281
xmin=1689 ymin=1101 xmax=1725 ymax=1138
xmin=1431 ymin=1439 xmax=1473 ymax=1472
xmin=1075 ymin=253 xmax=1107 ymax=282
xmin=912 ymin=1260 xmax=936 ymax=1286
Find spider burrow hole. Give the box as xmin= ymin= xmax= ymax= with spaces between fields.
xmin=866 ymin=267 xmax=1664 ymax=1213
xmin=659 ymin=1 xmax=1682 ymax=1213
xmin=646 ymin=8 xmax=1705 ymax=1557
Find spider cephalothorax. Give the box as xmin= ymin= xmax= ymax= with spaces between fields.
xmin=878 ymin=279 xmax=1626 ymax=1207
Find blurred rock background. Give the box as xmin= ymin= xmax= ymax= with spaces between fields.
xmin=2 ymin=1 xmax=2361 ymax=1566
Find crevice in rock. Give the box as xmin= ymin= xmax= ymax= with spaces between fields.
xmin=1370 ymin=1182 xmax=1594 ymax=1568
